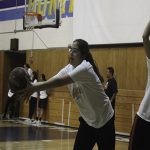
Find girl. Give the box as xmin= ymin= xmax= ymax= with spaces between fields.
xmin=19 ymin=39 xmax=115 ymax=150
xmin=33 ymin=74 xmax=48 ymax=126
xmin=128 ymin=21 xmax=150 ymax=150
xmin=24 ymin=71 xmax=38 ymax=124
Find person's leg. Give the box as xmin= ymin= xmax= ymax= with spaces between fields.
xmin=28 ymin=97 xmax=37 ymax=119
xmin=3 ymin=97 xmax=11 ymax=118
xmin=128 ymin=115 xmax=150 ymax=150
xmin=38 ymin=108 xmax=43 ymax=120
xmin=14 ymin=100 xmax=20 ymax=118
xmin=36 ymin=107 xmax=40 ymax=120
xmin=34 ymin=108 xmax=42 ymax=126
xmin=73 ymin=117 xmax=96 ymax=150
xmin=28 ymin=98 xmax=33 ymax=119
xmin=9 ymin=97 xmax=15 ymax=118
xmin=37 ymin=99 xmax=42 ymax=120
xmin=96 ymin=116 xmax=115 ymax=150
xmin=38 ymin=98 xmax=47 ymax=120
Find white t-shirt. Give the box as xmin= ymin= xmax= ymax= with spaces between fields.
xmin=137 ymin=57 xmax=150 ymax=122
xmin=28 ymin=68 xmax=33 ymax=80
xmin=8 ymin=89 xmax=14 ymax=98
xmin=54 ymin=60 xmax=114 ymax=128
xmin=31 ymin=79 xmax=38 ymax=98
xmin=40 ymin=90 xmax=48 ymax=99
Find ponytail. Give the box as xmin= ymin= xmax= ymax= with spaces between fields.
xmin=73 ymin=39 xmax=104 ymax=83
xmin=85 ymin=53 xmax=104 ymax=83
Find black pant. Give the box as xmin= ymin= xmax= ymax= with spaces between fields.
xmin=73 ymin=116 xmax=115 ymax=150
xmin=28 ymin=97 xmax=37 ymax=119
xmin=3 ymin=96 xmax=15 ymax=118
xmin=14 ymin=100 xmax=20 ymax=118
xmin=128 ymin=115 xmax=150 ymax=150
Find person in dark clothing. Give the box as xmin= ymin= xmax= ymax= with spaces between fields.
xmin=104 ymin=67 xmax=118 ymax=110
xmin=32 ymin=74 xmax=48 ymax=126
xmin=13 ymin=99 xmax=20 ymax=118
xmin=24 ymin=71 xmax=39 ymax=124
xmin=3 ymin=89 xmax=15 ymax=119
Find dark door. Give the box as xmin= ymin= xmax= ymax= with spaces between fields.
xmin=2 ymin=50 xmax=26 ymax=112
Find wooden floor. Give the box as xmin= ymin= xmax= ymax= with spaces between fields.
xmin=0 ymin=119 xmax=128 ymax=150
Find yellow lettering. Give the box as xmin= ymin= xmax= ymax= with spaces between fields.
xmin=60 ymin=0 xmax=66 ymax=14
xmin=27 ymin=0 xmax=73 ymax=18
xmin=37 ymin=0 xmax=42 ymax=14
xmin=37 ymin=0 xmax=48 ymax=16
xmin=48 ymin=0 xmax=56 ymax=16
xmin=69 ymin=0 xmax=73 ymax=13
xmin=27 ymin=0 xmax=37 ymax=12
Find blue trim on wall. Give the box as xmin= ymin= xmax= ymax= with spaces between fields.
xmin=0 ymin=0 xmax=73 ymax=21
xmin=0 ymin=0 xmax=25 ymax=9
xmin=0 ymin=8 xmax=24 ymax=21
xmin=0 ymin=7 xmax=73 ymax=21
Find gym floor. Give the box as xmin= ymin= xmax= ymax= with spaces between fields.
xmin=0 ymin=119 xmax=128 ymax=150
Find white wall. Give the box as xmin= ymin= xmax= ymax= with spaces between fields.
xmin=0 ymin=18 xmax=73 ymax=50
xmin=0 ymin=0 xmax=73 ymax=50
xmin=1 ymin=0 xmax=150 ymax=50
xmin=73 ymin=0 xmax=150 ymax=44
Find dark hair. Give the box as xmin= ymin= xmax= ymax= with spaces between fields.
xmin=41 ymin=74 xmax=46 ymax=81
xmin=107 ymin=67 xmax=114 ymax=76
xmin=25 ymin=63 xmax=30 ymax=68
xmin=73 ymin=39 xmax=104 ymax=83
xmin=32 ymin=71 xmax=38 ymax=81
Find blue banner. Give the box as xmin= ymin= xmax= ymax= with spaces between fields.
xmin=0 ymin=0 xmax=25 ymax=9
xmin=0 ymin=0 xmax=73 ymax=21
xmin=0 ymin=8 xmax=24 ymax=21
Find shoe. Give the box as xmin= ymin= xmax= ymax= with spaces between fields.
xmin=32 ymin=120 xmax=37 ymax=124
xmin=32 ymin=120 xmax=41 ymax=127
xmin=24 ymin=118 xmax=32 ymax=125
xmin=36 ymin=120 xmax=41 ymax=126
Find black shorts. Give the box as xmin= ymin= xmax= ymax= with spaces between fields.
xmin=38 ymin=98 xmax=48 ymax=109
xmin=128 ymin=114 xmax=150 ymax=150
xmin=73 ymin=116 xmax=115 ymax=150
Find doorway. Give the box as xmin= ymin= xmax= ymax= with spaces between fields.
xmin=2 ymin=50 xmax=26 ymax=113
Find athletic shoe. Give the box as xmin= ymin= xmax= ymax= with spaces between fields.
xmin=24 ymin=118 xmax=32 ymax=125
xmin=36 ymin=120 xmax=41 ymax=126
xmin=32 ymin=120 xmax=42 ymax=127
xmin=32 ymin=120 xmax=37 ymax=124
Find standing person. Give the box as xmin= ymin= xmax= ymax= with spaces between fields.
xmin=18 ymin=39 xmax=115 ymax=150
xmin=24 ymin=63 xmax=33 ymax=80
xmin=128 ymin=21 xmax=150 ymax=150
xmin=104 ymin=67 xmax=118 ymax=110
xmin=13 ymin=98 xmax=20 ymax=119
xmin=25 ymin=71 xmax=38 ymax=124
xmin=3 ymin=89 xmax=15 ymax=119
xmin=33 ymin=74 xmax=48 ymax=126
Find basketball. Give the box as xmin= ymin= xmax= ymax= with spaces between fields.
xmin=8 ymin=67 xmax=30 ymax=92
